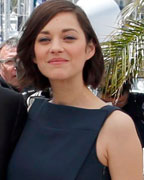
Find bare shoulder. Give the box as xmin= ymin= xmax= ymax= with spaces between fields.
xmin=104 ymin=109 xmax=142 ymax=150
xmin=104 ymin=110 xmax=137 ymax=134
xmin=97 ymin=109 xmax=138 ymax=158
xmin=98 ymin=109 xmax=143 ymax=179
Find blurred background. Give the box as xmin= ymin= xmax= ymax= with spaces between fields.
xmin=0 ymin=0 xmax=131 ymax=43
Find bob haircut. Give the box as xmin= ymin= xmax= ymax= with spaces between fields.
xmin=17 ymin=0 xmax=104 ymax=90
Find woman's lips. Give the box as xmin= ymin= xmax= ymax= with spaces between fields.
xmin=48 ymin=58 xmax=68 ymax=65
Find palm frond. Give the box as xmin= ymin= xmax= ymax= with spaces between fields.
xmin=100 ymin=16 xmax=144 ymax=97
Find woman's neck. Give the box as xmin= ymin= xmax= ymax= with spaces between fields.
xmin=50 ymin=80 xmax=105 ymax=109
xmin=51 ymin=81 xmax=87 ymax=103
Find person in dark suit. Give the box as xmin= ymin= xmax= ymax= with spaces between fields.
xmin=0 ymin=37 xmax=36 ymax=103
xmin=0 ymin=85 xmax=27 ymax=179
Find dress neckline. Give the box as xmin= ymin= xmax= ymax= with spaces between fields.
xmin=45 ymin=99 xmax=112 ymax=111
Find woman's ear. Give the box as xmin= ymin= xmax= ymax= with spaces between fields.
xmin=86 ymin=41 xmax=95 ymax=60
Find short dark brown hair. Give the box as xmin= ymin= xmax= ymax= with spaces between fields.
xmin=17 ymin=0 xmax=104 ymax=90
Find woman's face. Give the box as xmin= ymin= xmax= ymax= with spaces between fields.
xmin=34 ymin=12 xmax=95 ymax=83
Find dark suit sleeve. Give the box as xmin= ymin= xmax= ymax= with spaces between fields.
xmin=0 ymin=86 xmax=27 ymax=180
xmin=10 ymin=93 xmax=27 ymax=152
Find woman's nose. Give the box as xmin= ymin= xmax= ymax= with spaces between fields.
xmin=49 ymin=39 xmax=64 ymax=54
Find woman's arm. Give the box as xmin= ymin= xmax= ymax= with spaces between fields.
xmin=105 ymin=111 xmax=143 ymax=179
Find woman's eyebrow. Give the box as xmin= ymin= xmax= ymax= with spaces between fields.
xmin=39 ymin=28 xmax=79 ymax=34
xmin=39 ymin=31 xmax=50 ymax=35
xmin=62 ymin=28 xmax=78 ymax=33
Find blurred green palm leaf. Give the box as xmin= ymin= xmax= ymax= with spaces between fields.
xmin=100 ymin=0 xmax=144 ymax=97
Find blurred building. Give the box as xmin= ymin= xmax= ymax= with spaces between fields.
xmin=0 ymin=0 xmax=34 ymax=42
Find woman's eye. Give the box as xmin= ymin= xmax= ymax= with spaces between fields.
xmin=64 ymin=36 xmax=76 ymax=40
xmin=38 ymin=37 xmax=51 ymax=42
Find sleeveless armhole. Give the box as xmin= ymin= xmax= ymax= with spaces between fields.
xmin=97 ymin=105 xmax=120 ymax=179
xmin=75 ymin=105 xmax=120 ymax=180
xmin=98 ymin=105 xmax=143 ymax=179
xmin=99 ymin=105 xmax=120 ymax=132
xmin=102 ymin=105 xmax=143 ymax=148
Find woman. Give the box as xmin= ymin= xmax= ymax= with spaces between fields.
xmin=7 ymin=0 xmax=142 ymax=179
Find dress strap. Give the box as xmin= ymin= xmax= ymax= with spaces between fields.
xmin=101 ymin=105 xmax=120 ymax=113
xmin=95 ymin=105 xmax=120 ymax=136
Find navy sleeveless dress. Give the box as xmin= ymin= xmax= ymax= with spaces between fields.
xmin=7 ymin=98 xmax=119 ymax=180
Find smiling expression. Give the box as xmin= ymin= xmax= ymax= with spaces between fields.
xmin=34 ymin=12 xmax=95 ymax=83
